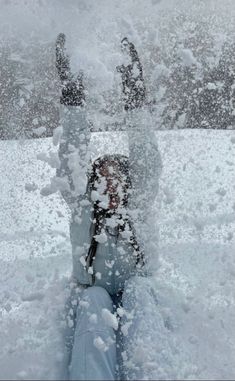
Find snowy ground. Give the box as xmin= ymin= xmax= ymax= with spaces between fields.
xmin=0 ymin=130 xmax=234 ymax=380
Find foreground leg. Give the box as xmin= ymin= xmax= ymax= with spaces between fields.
xmin=121 ymin=276 xmax=169 ymax=380
xmin=69 ymin=286 xmax=117 ymax=380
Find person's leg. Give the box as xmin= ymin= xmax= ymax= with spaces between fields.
xmin=69 ymin=286 xmax=117 ymax=381
xmin=121 ymin=276 xmax=169 ymax=380
xmin=111 ymin=292 xmax=124 ymax=381
xmin=127 ymin=112 xmax=162 ymax=271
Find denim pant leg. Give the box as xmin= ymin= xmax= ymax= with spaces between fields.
xmin=121 ymin=276 xmax=162 ymax=380
xmin=69 ymin=286 xmax=117 ymax=381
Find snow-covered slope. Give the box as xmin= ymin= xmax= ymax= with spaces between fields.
xmin=0 ymin=130 xmax=234 ymax=380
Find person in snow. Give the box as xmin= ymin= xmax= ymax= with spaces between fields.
xmin=55 ymin=33 xmax=162 ymax=380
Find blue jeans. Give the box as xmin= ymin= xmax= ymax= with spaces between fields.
xmin=68 ymin=277 xmax=159 ymax=380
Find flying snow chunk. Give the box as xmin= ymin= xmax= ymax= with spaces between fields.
xmin=163 ymin=187 xmax=175 ymax=204
xmin=32 ymin=118 xmax=38 ymax=125
xmin=89 ymin=314 xmax=98 ymax=324
xmin=37 ymin=151 xmax=60 ymax=169
xmin=94 ymin=232 xmax=108 ymax=244
xmin=179 ymin=48 xmax=198 ymax=67
xmin=206 ymin=82 xmax=217 ymax=90
xmin=33 ymin=126 xmax=46 ymax=136
xmin=19 ymin=98 xmax=25 ymax=107
xmin=16 ymin=371 xmax=28 ymax=380
xmin=40 ymin=176 xmax=70 ymax=196
xmin=120 ymin=228 xmax=132 ymax=240
xmin=91 ymin=190 xmax=100 ymax=202
xmin=102 ymin=308 xmax=119 ymax=330
xmin=94 ymin=336 xmax=108 ymax=352
xmin=121 ymin=321 xmax=132 ymax=336
xmin=216 ymin=188 xmax=227 ymax=197
xmin=117 ymin=307 xmax=125 ymax=317
xmin=25 ymin=182 xmax=38 ymax=192
xmin=95 ymin=272 xmax=102 ymax=280
xmin=79 ymin=256 xmax=86 ymax=267
xmin=53 ymin=126 xmax=63 ymax=146
xmin=21 ymin=291 xmax=45 ymax=302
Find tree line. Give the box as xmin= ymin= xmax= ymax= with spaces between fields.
xmin=0 ymin=24 xmax=234 ymax=139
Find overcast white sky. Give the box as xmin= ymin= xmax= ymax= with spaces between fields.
xmin=0 ymin=0 xmax=234 ymax=99
xmin=1 ymin=0 xmax=234 ymax=44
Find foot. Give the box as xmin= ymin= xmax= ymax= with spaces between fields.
xmin=117 ymin=38 xmax=146 ymax=111
xmin=56 ymin=33 xmax=71 ymax=82
xmin=55 ymin=33 xmax=85 ymax=106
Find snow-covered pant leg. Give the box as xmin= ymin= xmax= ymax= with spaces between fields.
xmin=127 ymin=110 xmax=162 ymax=214
xmin=57 ymin=106 xmax=91 ymax=210
xmin=127 ymin=110 xmax=162 ymax=268
xmin=121 ymin=276 xmax=168 ymax=380
xmin=63 ymin=283 xmax=85 ymax=369
xmin=69 ymin=286 xmax=117 ymax=381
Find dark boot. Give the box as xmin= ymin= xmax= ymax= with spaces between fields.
xmin=56 ymin=33 xmax=85 ymax=106
xmin=117 ymin=38 xmax=146 ymax=111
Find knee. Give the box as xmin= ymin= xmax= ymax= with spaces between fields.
xmin=83 ymin=286 xmax=110 ymax=300
xmin=76 ymin=287 xmax=114 ymax=331
xmin=123 ymin=276 xmax=157 ymax=308
xmin=82 ymin=286 xmax=113 ymax=312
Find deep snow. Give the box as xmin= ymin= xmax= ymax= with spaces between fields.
xmin=0 ymin=0 xmax=235 ymax=379
xmin=0 ymin=130 xmax=234 ymax=380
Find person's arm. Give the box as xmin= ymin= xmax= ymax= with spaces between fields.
xmin=55 ymin=33 xmax=90 ymax=211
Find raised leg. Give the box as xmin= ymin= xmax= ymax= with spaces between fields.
xmin=117 ymin=39 xmax=162 ymax=264
xmin=69 ymin=286 xmax=117 ymax=381
xmin=121 ymin=276 xmax=169 ymax=380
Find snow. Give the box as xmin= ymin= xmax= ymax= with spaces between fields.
xmin=101 ymin=308 xmax=119 ymax=330
xmin=32 ymin=127 xmax=46 ymax=137
xmin=0 ymin=130 xmax=234 ymax=380
xmin=25 ymin=182 xmax=38 ymax=192
xmin=179 ymin=48 xmax=198 ymax=67
xmin=94 ymin=336 xmax=109 ymax=352
xmin=0 ymin=0 xmax=235 ymax=379
xmin=52 ymin=126 xmax=63 ymax=147
xmin=94 ymin=232 xmax=108 ymax=244
xmin=37 ymin=151 xmax=60 ymax=169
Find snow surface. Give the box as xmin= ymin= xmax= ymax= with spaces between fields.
xmin=1 ymin=0 xmax=235 ymax=379
xmin=0 ymin=130 xmax=234 ymax=380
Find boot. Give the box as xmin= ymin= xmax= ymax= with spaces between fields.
xmin=56 ymin=33 xmax=85 ymax=106
xmin=117 ymin=38 xmax=146 ymax=111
